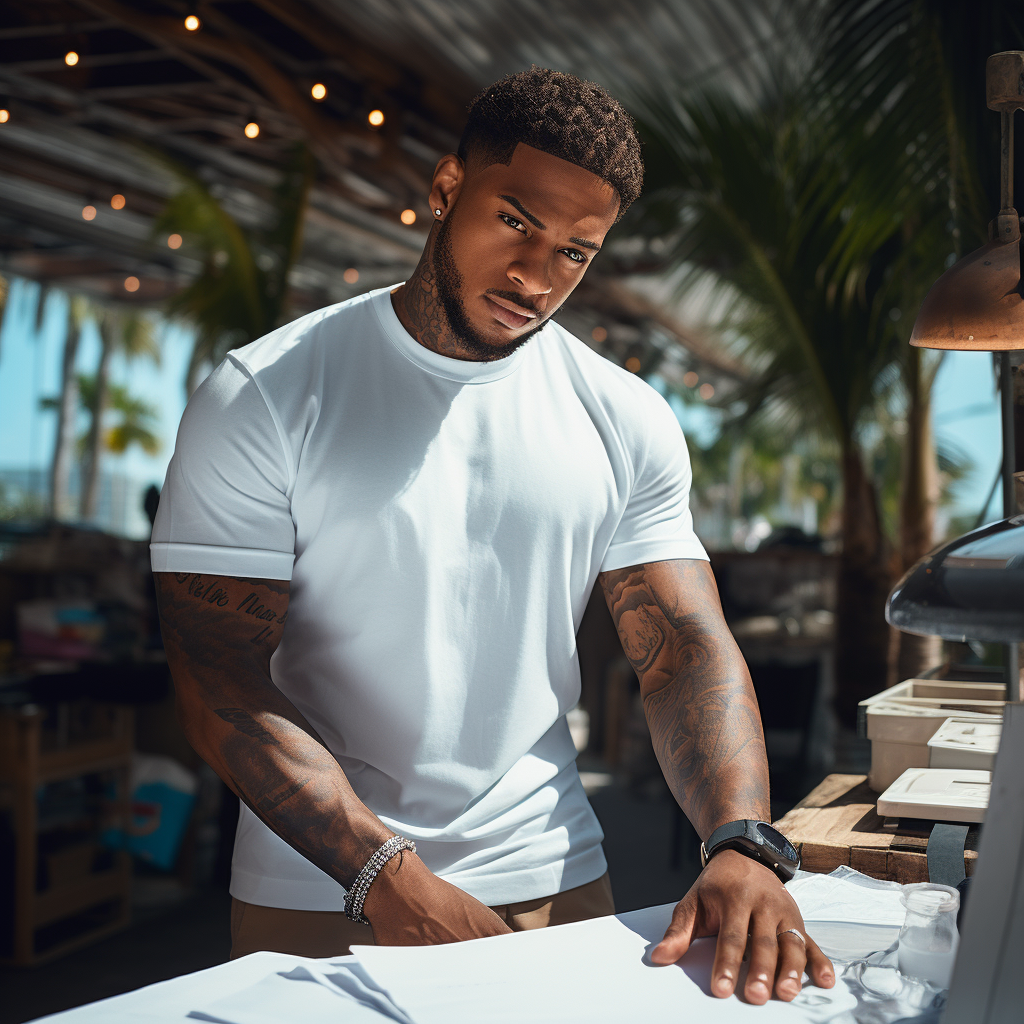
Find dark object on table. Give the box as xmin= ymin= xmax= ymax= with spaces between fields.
xmin=886 ymin=514 xmax=1024 ymax=643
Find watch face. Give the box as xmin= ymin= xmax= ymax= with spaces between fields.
xmin=756 ymin=822 xmax=799 ymax=864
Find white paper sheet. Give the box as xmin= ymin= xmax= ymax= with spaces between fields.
xmin=350 ymin=904 xmax=798 ymax=1024
xmin=187 ymin=960 xmax=412 ymax=1024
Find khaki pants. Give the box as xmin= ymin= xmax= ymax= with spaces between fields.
xmin=230 ymin=871 xmax=615 ymax=959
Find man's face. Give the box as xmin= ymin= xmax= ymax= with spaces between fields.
xmin=431 ymin=143 xmax=620 ymax=360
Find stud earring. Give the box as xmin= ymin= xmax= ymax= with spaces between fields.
xmin=434 ymin=208 xmax=442 ymax=217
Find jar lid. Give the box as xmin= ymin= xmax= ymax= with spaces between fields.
xmin=901 ymin=882 xmax=961 ymax=913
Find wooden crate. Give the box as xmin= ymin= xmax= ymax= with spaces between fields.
xmin=774 ymin=773 xmax=979 ymax=884
xmin=0 ymin=703 xmax=133 ymax=966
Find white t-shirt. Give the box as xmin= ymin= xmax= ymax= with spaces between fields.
xmin=151 ymin=286 xmax=707 ymax=911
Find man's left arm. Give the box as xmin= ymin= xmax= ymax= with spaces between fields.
xmin=597 ymin=558 xmax=834 ymax=1003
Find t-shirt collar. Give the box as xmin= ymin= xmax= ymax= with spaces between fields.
xmin=374 ymin=285 xmax=530 ymax=384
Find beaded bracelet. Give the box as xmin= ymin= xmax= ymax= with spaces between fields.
xmin=343 ymin=834 xmax=417 ymax=925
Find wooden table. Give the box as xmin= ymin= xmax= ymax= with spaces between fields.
xmin=774 ymin=773 xmax=979 ymax=884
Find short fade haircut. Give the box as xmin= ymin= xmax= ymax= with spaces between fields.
xmin=457 ymin=67 xmax=643 ymax=217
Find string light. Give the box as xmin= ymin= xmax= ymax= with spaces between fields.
xmin=184 ymin=14 xmax=201 ymax=31
xmin=682 ymin=370 xmax=699 ymax=388
xmin=124 ymin=276 xmax=140 ymax=292
xmin=244 ymin=121 xmax=260 ymax=138
xmin=625 ymin=356 xmax=641 ymax=373
xmin=400 ymin=209 xmax=416 ymax=225
xmin=110 ymin=194 xmax=125 ymax=210
xmin=0 ymin=110 xmax=9 ymax=124
xmin=167 ymin=233 xmax=183 ymax=249
xmin=591 ymin=326 xmax=607 ymax=343
xmin=343 ymin=268 xmax=359 ymax=284
xmin=81 ymin=205 xmax=97 ymax=221
xmin=65 ymin=51 xmax=80 ymax=66
xmin=367 ymin=109 xmax=385 ymax=127
xmin=311 ymin=83 xmax=327 ymax=101
xmin=699 ymin=382 xmax=715 ymax=400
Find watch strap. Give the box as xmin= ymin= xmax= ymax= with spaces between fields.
xmin=701 ymin=819 xmax=756 ymax=866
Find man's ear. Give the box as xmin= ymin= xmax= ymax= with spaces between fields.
xmin=429 ymin=153 xmax=464 ymax=218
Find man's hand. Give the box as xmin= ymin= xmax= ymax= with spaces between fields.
xmin=363 ymin=852 xmax=512 ymax=944
xmin=651 ymin=851 xmax=834 ymax=1003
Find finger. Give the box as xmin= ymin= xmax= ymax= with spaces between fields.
xmin=743 ymin=917 xmax=780 ymax=1005
xmin=710 ymin=912 xmax=751 ymax=999
xmin=804 ymin=933 xmax=835 ymax=988
xmin=651 ymin=895 xmax=698 ymax=965
xmin=773 ymin=928 xmax=808 ymax=1001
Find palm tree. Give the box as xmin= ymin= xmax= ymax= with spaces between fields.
xmin=630 ymin=83 xmax=920 ymax=721
xmin=79 ymin=309 xmax=160 ymax=520
xmin=47 ymin=295 xmax=89 ymax=520
xmin=100 ymin=382 xmax=161 ymax=458
xmin=151 ymin=145 xmax=316 ymax=395
xmin=811 ymin=0 xmax=1024 ymax=679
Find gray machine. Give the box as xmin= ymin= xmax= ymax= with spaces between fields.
xmin=942 ymin=701 xmax=1024 ymax=1023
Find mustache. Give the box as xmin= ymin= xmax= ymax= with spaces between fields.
xmin=485 ymin=289 xmax=544 ymax=315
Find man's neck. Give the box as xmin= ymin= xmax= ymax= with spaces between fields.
xmin=390 ymin=230 xmax=472 ymax=361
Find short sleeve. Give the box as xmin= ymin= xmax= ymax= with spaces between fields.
xmin=601 ymin=388 xmax=709 ymax=571
xmin=150 ymin=357 xmax=296 ymax=580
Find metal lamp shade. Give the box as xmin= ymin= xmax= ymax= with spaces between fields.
xmin=886 ymin=514 xmax=1024 ymax=642
xmin=910 ymin=214 xmax=1024 ymax=351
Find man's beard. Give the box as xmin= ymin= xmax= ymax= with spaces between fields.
xmin=432 ymin=212 xmax=551 ymax=361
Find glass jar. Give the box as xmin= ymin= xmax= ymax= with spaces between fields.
xmin=897 ymin=882 xmax=960 ymax=989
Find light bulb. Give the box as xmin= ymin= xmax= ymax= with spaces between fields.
xmin=124 ymin=276 xmax=140 ymax=292
xmin=81 ymin=205 xmax=97 ymax=221
xmin=244 ymin=122 xmax=259 ymax=139
xmin=110 ymin=194 xmax=125 ymax=210
xmin=400 ymin=209 xmax=416 ymax=225
xmin=65 ymin=51 xmax=79 ymax=66
xmin=311 ymin=83 xmax=327 ymax=101
xmin=184 ymin=14 xmax=201 ymax=31
xmin=367 ymin=109 xmax=385 ymax=127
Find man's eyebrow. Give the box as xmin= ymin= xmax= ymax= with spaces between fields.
xmin=498 ymin=194 xmax=546 ymax=230
xmin=569 ymin=236 xmax=602 ymax=252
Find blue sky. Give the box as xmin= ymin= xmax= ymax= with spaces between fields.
xmin=0 ymin=275 xmax=1002 ymax=539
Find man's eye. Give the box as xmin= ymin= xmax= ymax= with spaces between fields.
xmin=563 ymin=249 xmax=587 ymax=264
xmin=499 ymin=213 xmax=526 ymax=232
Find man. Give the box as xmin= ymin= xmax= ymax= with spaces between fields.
xmin=152 ymin=68 xmax=834 ymax=1005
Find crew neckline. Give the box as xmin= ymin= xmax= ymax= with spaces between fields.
xmin=373 ymin=285 xmax=530 ymax=384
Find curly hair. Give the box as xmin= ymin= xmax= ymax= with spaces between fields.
xmin=457 ymin=67 xmax=643 ymax=217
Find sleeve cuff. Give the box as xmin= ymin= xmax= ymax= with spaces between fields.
xmin=600 ymin=536 xmax=709 ymax=573
xmin=150 ymin=542 xmax=294 ymax=580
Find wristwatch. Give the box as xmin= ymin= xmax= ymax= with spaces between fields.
xmin=699 ymin=820 xmax=800 ymax=883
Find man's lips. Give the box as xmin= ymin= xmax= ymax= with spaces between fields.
xmin=484 ymin=294 xmax=540 ymax=329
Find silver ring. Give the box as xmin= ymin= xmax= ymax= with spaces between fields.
xmin=777 ymin=927 xmax=806 ymax=946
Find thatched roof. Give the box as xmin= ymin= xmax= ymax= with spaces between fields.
xmin=0 ymin=0 xmax=779 ymax=381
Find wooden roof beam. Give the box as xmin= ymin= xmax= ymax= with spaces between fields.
xmin=0 ymin=19 xmax=117 ymax=41
xmin=6 ymin=48 xmax=175 ymax=74
xmin=75 ymin=0 xmax=371 ymax=173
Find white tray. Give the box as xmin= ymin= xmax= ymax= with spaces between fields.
xmin=927 ymin=718 xmax=1002 ymax=770
xmin=876 ymin=767 xmax=991 ymax=823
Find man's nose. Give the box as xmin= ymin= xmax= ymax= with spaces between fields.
xmin=507 ymin=252 xmax=553 ymax=297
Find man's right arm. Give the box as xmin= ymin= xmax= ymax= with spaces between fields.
xmin=154 ymin=570 xmax=510 ymax=942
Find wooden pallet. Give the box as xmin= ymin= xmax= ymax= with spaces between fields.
xmin=774 ymin=773 xmax=979 ymax=883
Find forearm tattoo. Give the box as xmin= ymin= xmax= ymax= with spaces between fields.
xmin=155 ymin=573 xmax=388 ymax=887
xmin=599 ymin=560 xmax=770 ymax=838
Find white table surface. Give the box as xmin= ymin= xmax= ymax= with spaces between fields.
xmin=27 ymin=871 xmax=924 ymax=1024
